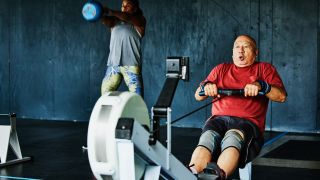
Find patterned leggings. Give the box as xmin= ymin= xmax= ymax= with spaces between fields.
xmin=101 ymin=66 xmax=143 ymax=96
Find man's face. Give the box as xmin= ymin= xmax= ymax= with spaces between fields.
xmin=232 ymin=36 xmax=258 ymax=67
xmin=121 ymin=1 xmax=137 ymax=14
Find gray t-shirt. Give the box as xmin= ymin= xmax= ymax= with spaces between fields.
xmin=107 ymin=21 xmax=142 ymax=66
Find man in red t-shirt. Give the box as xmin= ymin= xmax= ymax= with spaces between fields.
xmin=189 ymin=35 xmax=287 ymax=179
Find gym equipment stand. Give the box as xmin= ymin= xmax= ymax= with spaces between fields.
xmin=0 ymin=113 xmax=32 ymax=167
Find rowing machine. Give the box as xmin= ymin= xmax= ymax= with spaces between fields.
xmin=87 ymin=57 xmax=196 ymax=179
xmin=87 ymin=92 xmax=196 ymax=180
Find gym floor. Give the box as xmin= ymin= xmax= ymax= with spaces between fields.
xmin=0 ymin=119 xmax=320 ymax=180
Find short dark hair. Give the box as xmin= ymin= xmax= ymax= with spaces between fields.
xmin=131 ymin=0 xmax=140 ymax=6
xmin=124 ymin=0 xmax=139 ymax=7
xmin=124 ymin=0 xmax=143 ymax=15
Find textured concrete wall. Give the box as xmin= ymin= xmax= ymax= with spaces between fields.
xmin=0 ymin=0 xmax=319 ymax=133
xmin=0 ymin=0 xmax=10 ymax=113
xmin=263 ymin=0 xmax=318 ymax=132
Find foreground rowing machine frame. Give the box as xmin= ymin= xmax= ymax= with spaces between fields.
xmin=87 ymin=57 xmax=197 ymax=179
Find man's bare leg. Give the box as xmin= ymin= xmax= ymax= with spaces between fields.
xmin=189 ymin=146 xmax=212 ymax=173
xmin=217 ymin=147 xmax=241 ymax=177
xmin=217 ymin=129 xmax=244 ymax=177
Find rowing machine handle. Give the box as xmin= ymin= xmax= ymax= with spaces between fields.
xmin=199 ymin=88 xmax=265 ymax=96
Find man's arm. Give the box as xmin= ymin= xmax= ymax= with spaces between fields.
xmin=109 ymin=10 xmax=145 ymax=27
xmin=105 ymin=8 xmax=146 ymax=37
xmin=194 ymin=83 xmax=219 ymax=101
xmin=101 ymin=16 xmax=119 ymax=28
xmin=266 ymin=85 xmax=287 ymax=102
xmin=244 ymin=82 xmax=287 ymax=102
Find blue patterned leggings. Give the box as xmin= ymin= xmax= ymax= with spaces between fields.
xmin=101 ymin=66 xmax=143 ymax=96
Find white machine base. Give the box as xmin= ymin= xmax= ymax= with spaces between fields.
xmin=239 ymin=162 xmax=252 ymax=180
xmin=87 ymin=92 xmax=196 ymax=180
xmin=0 ymin=114 xmax=32 ymax=167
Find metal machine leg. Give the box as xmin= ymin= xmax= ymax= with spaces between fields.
xmin=0 ymin=113 xmax=32 ymax=167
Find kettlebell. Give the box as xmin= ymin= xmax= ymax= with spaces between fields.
xmin=82 ymin=0 xmax=103 ymax=22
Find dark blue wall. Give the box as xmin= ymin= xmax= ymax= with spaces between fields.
xmin=0 ymin=1 xmax=10 ymax=114
xmin=0 ymin=0 xmax=319 ymax=133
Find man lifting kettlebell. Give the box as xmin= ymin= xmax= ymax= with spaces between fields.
xmin=83 ymin=0 xmax=146 ymax=97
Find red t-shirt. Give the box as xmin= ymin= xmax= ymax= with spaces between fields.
xmin=204 ymin=62 xmax=286 ymax=133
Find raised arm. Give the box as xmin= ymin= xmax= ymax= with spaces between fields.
xmin=103 ymin=7 xmax=146 ymax=37
xmin=101 ymin=16 xmax=119 ymax=28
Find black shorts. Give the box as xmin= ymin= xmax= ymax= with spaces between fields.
xmin=202 ymin=116 xmax=264 ymax=168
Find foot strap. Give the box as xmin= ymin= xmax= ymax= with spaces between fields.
xmin=198 ymin=163 xmax=226 ymax=180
